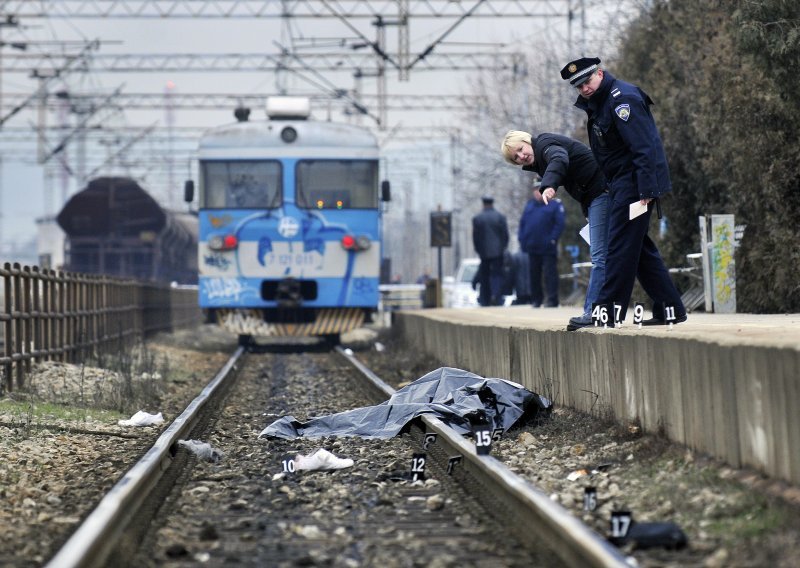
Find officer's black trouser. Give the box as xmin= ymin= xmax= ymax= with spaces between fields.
xmin=596 ymin=197 xmax=684 ymax=320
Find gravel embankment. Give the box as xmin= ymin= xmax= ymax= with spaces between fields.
xmin=0 ymin=326 xmax=238 ymax=567
xmin=357 ymin=327 xmax=800 ymax=568
xmin=2 ymin=322 xmax=799 ymax=567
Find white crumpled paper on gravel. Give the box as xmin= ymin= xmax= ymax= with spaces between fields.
xmin=118 ymin=410 xmax=164 ymax=427
xmin=294 ymin=448 xmax=354 ymax=471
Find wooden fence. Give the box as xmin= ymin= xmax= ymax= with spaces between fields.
xmin=0 ymin=262 xmax=201 ymax=393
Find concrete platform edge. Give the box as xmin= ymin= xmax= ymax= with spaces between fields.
xmin=394 ymin=312 xmax=800 ymax=486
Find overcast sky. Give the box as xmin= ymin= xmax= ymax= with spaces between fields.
xmin=0 ymin=1 xmax=640 ymax=256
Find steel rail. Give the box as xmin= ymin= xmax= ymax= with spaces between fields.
xmin=336 ymin=345 xmax=629 ymax=568
xmin=45 ymin=346 xmax=246 ymax=568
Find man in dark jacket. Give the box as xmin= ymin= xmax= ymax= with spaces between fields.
xmin=472 ymin=196 xmax=509 ymax=306
xmin=561 ymin=57 xmax=686 ymax=327
xmin=518 ymin=187 xmax=565 ymax=307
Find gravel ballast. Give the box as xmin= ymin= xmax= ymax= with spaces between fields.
xmin=2 ymin=322 xmax=799 ymax=567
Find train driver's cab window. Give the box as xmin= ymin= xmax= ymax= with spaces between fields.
xmin=296 ymin=160 xmax=378 ymax=209
xmin=201 ymin=161 xmax=282 ymax=209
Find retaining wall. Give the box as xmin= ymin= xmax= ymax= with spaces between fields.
xmin=395 ymin=312 xmax=800 ymax=486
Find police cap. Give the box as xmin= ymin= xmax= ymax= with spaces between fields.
xmin=481 ymin=195 xmax=494 ymax=204
xmin=560 ymin=57 xmax=601 ymax=87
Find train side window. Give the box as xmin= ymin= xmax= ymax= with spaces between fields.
xmin=296 ymin=160 xmax=378 ymax=209
xmin=201 ymin=160 xmax=282 ymax=209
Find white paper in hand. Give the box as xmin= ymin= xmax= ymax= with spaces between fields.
xmin=629 ymin=201 xmax=648 ymax=220
xmin=579 ymin=223 xmax=591 ymax=245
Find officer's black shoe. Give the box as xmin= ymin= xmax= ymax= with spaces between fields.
xmin=641 ymin=313 xmax=687 ymax=326
xmin=566 ymin=314 xmax=617 ymax=331
xmin=566 ymin=314 xmax=592 ymax=331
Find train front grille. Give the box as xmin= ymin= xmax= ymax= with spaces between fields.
xmin=216 ymin=308 xmax=366 ymax=337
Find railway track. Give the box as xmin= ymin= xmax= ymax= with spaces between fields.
xmin=46 ymin=342 xmax=627 ymax=567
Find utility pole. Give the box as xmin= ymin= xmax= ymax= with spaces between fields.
xmin=0 ymin=14 xmax=21 ymax=260
xmin=165 ymin=80 xmax=176 ymax=208
xmin=56 ymin=90 xmax=70 ymax=209
xmin=374 ymin=15 xmax=387 ymax=128
xmin=397 ymin=0 xmax=410 ymax=81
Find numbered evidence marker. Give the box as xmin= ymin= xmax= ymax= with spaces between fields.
xmin=664 ymin=303 xmax=677 ymax=329
xmin=591 ymin=303 xmax=611 ymax=328
xmin=609 ymin=510 xmax=634 ymax=546
xmin=422 ymin=432 xmax=438 ymax=451
xmin=491 ymin=428 xmax=504 ymax=442
xmin=583 ymin=487 xmax=598 ymax=512
xmin=447 ymin=455 xmax=463 ymax=475
xmin=410 ymin=453 xmax=427 ymax=481
xmin=473 ymin=425 xmax=493 ymax=456
xmin=613 ymin=303 xmax=623 ymax=327
xmin=280 ymin=454 xmax=297 ymax=476
xmin=632 ymin=302 xmax=645 ymax=328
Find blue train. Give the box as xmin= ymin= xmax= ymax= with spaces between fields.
xmin=186 ymin=97 xmax=390 ymax=342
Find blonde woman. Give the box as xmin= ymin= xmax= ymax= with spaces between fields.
xmin=501 ymin=130 xmax=609 ymax=330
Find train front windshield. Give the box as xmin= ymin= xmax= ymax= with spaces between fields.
xmin=201 ymin=161 xmax=282 ymax=208
xmin=296 ymin=160 xmax=379 ymax=209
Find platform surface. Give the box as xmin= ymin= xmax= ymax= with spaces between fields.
xmin=419 ymin=306 xmax=800 ymax=350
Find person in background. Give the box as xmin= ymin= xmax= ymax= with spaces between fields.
xmin=471 ymin=195 xmax=510 ymax=306
xmin=501 ymin=130 xmax=609 ymax=328
xmin=518 ymin=186 xmax=565 ymax=307
xmin=561 ymin=56 xmax=686 ymax=327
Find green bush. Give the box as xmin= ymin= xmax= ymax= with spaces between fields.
xmin=614 ymin=0 xmax=800 ymax=312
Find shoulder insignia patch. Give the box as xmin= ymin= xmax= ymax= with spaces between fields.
xmin=611 ymin=88 xmax=621 ymax=98
xmin=614 ymin=103 xmax=631 ymax=121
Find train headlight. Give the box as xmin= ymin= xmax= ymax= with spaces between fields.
xmin=280 ymin=126 xmax=298 ymax=143
xmin=208 ymin=233 xmax=238 ymax=251
xmin=356 ymin=235 xmax=371 ymax=250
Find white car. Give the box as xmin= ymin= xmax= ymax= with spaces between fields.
xmin=443 ymin=258 xmax=481 ymax=308
xmin=443 ymin=258 xmax=517 ymax=308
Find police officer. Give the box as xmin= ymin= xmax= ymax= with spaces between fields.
xmin=501 ymin=130 xmax=609 ymax=328
xmin=472 ymin=195 xmax=510 ymax=306
xmin=560 ymin=57 xmax=686 ymax=327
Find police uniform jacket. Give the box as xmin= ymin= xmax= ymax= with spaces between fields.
xmin=574 ymin=71 xmax=671 ymax=202
xmin=518 ymin=198 xmax=565 ymax=256
xmin=472 ymin=207 xmax=509 ymax=260
xmin=522 ymin=132 xmax=607 ymax=217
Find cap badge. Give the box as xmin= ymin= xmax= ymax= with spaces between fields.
xmin=614 ymin=104 xmax=631 ymax=122
xmin=568 ymin=63 xmax=577 ymax=73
